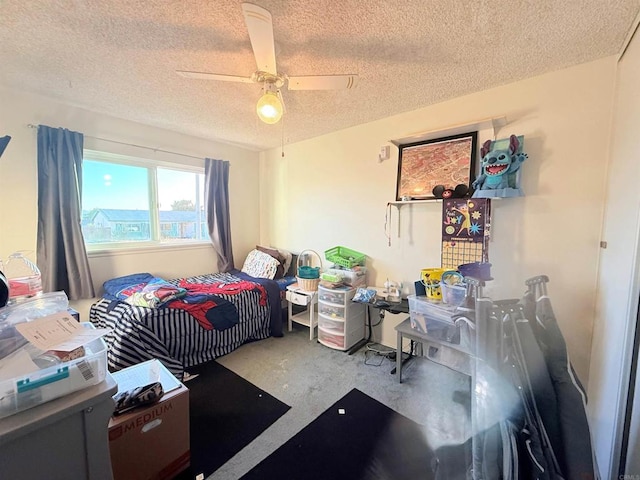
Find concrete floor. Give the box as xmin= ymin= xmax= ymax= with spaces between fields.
xmin=207 ymin=323 xmax=471 ymax=479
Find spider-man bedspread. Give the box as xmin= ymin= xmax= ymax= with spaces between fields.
xmin=89 ymin=271 xmax=283 ymax=379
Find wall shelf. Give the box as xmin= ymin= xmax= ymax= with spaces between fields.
xmin=386 ymin=199 xmax=441 ymax=242
xmin=386 ymin=116 xmax=508 ymax=245
xmin=388 ymin=199 xmax=441 ymax=207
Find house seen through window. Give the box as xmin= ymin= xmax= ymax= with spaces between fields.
xmin=82 ymin=151 xmax=206 ymax=249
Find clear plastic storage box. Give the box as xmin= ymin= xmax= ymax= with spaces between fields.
xmin=0 ymin=323 xmax=107 ymax=419
xmin=318 ymin=288 xmax=350 ymax=304
xmin=407 ymin=294 xmax=473 ymax=352
xmin=317 ymin=316 xmax=345 ymax=334
xmin=320 ymin=267 xmax=367 ymax=287
xmin=318 ymin=329 xmax=345 ymax=349
xmin=440 ymin=283 xmax=466 ymax=306
xmin=318 ymin=302 xmax=346 ymax=320
xmin=408 ymin=295 xmax=458 ymax=327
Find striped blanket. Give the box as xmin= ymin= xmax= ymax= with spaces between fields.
xmin=89 ymin=272 xmax=276 ymax=379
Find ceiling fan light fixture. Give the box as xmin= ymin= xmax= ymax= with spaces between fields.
xmin=256 ymin=90 xmax=283 ymax=124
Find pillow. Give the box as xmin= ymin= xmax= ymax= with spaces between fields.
xmin=103 ymin=272 xmax=155 ymax=301
xmin=256 ymin=245 xmax=285 ymax=279
xmin=277 ymin=249 xmax=293 ymax=276
xmin=241 ymin=249 xmax=279 ymax=280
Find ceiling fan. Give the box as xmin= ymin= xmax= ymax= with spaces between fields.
xmin=177 ymin=2 xmax=358 ymax=124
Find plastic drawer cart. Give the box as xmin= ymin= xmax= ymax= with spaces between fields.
xmin=317 ymin=284 xmax=365 ymax=351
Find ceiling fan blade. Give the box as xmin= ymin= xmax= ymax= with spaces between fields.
xmin=242 ymin=3 xmax=277 ymax=75
xmin=176 ymin=71 xmax=254 ymax=83
xmin=287 ymin=75 xmax=358 ymax=91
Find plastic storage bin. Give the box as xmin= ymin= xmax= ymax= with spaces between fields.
xmin=407 ymin=295 xmax=474 ymax=353
xmin=418 ymin=316 xmax=461 ymax=345
xmin=2 ymin=252 xmax=42 ymax=301
xmin=440 ymin=283 xmax=466 ymax=306
xmin=408 ymin=295 xmax=457 ymax=338
xmin=318 ymin=303 xmax=346 ymax=320
xmin=321 ymin=267 xmax=367 ymax=287
xmin=318 ymin=329 xmax=345 ymax=349
xmin=424 ymin=341 xmax=471 ymax=375
xmin=318 ymin=317 xmax=345 ymax=334
xmin=318 ymin=289 xmax=349 ymax=304
xmin=408 ymin=295 xmax=457 ymax=324
xmin=324 ymin=246 xmax=366 ymax=268
xmin=0 ymin=323 xmax=107 ymax=419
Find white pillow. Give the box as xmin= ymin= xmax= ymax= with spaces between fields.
xmin=277 ymin=249 xmax=293 ymax=276
xmin=241 ymin=249 xmax=279 ymax=279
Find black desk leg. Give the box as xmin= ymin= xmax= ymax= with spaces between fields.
xmin=390 ymin=340 xmax=415 ymax=375
xmin=347 ymin=338 xmax=367 ymax=355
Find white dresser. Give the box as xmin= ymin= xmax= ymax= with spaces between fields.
xmin=317 ymin=284 xmax=365 ymax=351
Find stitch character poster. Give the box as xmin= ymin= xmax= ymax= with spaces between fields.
xmin=441 ymin=198 xmax=491 ymax=269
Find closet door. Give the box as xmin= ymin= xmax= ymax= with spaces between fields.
xmin=590 ymin=23 xmax=640 ymax=478
xmin=624 ymin=310 xmax=640 ymax=475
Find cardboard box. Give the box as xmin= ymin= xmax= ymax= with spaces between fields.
xmin=108 ymin=367 xmax=190 ymax=480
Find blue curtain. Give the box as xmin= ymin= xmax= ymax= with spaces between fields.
xmin=0 ymin=135 xmax=10 ymax=158
xmin=36 ymin=125 xmax=95 ymax=299
xmin=204 ymin=158 xmax=234 ymax=272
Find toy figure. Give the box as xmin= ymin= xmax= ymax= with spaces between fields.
xmin=472 ymin=134 xmax=527 ymax=197
xmin=451 ymin=201 xmax=472 ymax=236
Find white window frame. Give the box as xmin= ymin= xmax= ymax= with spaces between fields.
xmin=82 ymin=150 xmax=209 ymax=254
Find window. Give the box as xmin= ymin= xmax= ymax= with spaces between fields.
xmin=82 ymin=150 xmax=207 ymax=250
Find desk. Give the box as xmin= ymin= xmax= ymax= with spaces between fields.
xmin=369 ymin=298 xmax=409 ymax=315
xmin=395 ymin=317 xmax=472 ymax=382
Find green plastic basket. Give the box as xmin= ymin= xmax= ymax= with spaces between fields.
xmin=324 ymin=246 xmax=366 ymax=268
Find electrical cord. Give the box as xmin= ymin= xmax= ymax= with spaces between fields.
xmin=370 ymin=308 xmax=385 ymax=327
xmin=365 ymin=343 xmax=395 ymax=355
xmin=363 ymin=341 xmax=412 ymax=366
xmin=361 ymin=304 xmax=411 ymax=366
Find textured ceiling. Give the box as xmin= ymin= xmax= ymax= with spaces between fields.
xmin=1 ymin=1 xmax=639 ymax=151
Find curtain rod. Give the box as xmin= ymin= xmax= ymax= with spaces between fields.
xmin=27 ymin=124 xmax=203 ymax=161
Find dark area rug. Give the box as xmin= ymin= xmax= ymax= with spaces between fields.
xmin=174 ymin=361 xmax=290 ymax=479
xmin=241 ymin=388 xmax=470 ymax=480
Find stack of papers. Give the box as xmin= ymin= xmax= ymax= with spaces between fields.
xmin=110 ymin=359 xmax=181 ymax=395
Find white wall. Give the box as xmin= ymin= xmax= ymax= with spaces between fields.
xmin=0 ymin=87 xmax=261 ymax=319
xmin=589 ymin=24 xmax=640 ymax=478
xmin=260 ymin=57 xmax=618 ymax=387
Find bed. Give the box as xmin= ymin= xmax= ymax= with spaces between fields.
xmin=89 ymin=248 xmax=297 ymax=379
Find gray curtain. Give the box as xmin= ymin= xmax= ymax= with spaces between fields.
xmin=36 ymin=125 xmax=95 ymax=299
xmin=204 ymin=158 xmax=234 ymax=272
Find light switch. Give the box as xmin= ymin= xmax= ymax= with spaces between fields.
xmin=378 ymin=145 xmax=390 ymax=162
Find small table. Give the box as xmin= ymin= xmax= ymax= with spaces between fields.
xmin=286 ymin=284 xmax=318 ymax=340
xmin=395 ymin=316 xmax=473 ymax=382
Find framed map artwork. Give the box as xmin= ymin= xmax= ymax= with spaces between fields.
xmin=395 ymin=131 xmax=478 ymax=201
